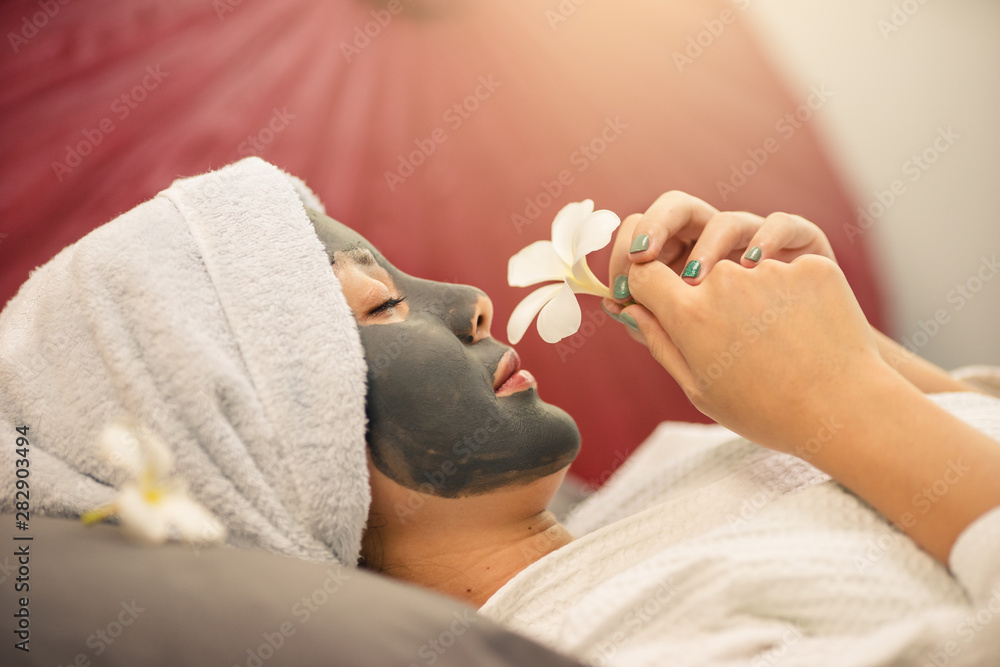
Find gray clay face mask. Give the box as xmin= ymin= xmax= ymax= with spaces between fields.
xmin=307 ymin=209 xmax=581 ymax=497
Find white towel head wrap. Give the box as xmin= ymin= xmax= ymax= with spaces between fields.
xmin=0 ymin=157 xmax=370 ymax=566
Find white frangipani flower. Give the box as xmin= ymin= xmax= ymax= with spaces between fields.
xmin=83 ymin=418 xmax=226 ymax=546
xmin=507 ymin=200 xmax=620 ymax=344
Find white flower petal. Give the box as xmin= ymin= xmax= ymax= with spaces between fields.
xmin=116 ymin=484 xmax=169 ymax=544
xmin=161 ymin=493 xmax=227 ymax=544
xmin=98 ymin=421 xmax=145 ymax=477
xmin=136 ymin=424 xmax=174 ymax=481
xmin=506 ymin=199 xmax=621 ymax=346
xmin=507 ymin=283 xmax=564 ymax=344
xmin=98 ymin=419 xmax=174 ymax=482
xmin=551 ymin=200 xmax=594 ymax=265
xmin=507 ymin=240 xmax=567 ymax=287
xmin=571 ymin=255 xmax=615 ymax=297
xmin=537 ymin=283 xmax=583 ymax=343
xmin=571 ymin=209 xmax=621 ymax=265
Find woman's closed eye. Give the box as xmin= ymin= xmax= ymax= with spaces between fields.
xmin=330 ymin=247 xmax=411 ymax=324
xmin=368 ymin=296 xmax=407 ymax=319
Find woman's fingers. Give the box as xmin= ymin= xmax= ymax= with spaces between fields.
xmin=609 ymin=192 xmax=838 ymax=311
xmin=741 ymin=212 xmax=837 ymax=267
xmin=630 ymin=191 xmax=719 ymax=263
xmin=627 ymin=303 xmax=694 ymax=387
xmin=608 ymin=192 xmax=718 ymax=303
xmin=679 ymin=210 xmax=838 ymax=283
xmin=681 ymin=211 xmax=765 ymax=284
xmin=619 ymin=261 xmax=696 ymax=388
xmin=601 ymin=298 xmax=647 ymax=345
xmin=608 ymin=214 xmax=642 ymax=302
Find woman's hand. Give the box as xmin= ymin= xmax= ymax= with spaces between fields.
xmin=603 ymin=190 xmax=981 ymax=396
xmin=605 ymin=192 xmax=1000 ymax=565
xmin=606 ymin=191 xmax=836 ymax=303
xmin=622 ymin=253 xmax=886 ymax=454
xmin=624 ymin=242 xmax=1000 ymax=566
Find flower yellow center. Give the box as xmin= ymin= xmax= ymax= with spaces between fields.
xmin=143 ymin=487 xmax=165 ymax=504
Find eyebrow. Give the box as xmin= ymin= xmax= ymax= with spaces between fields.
xmin=331 ymin=244 xmax=376 ymax=267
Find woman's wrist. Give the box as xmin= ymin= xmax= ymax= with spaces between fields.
xmin=762 ymin=357 xmax=899 ymax=460
xmin=799 ymin=360 xmax=916 ymax=474
xmin=797 ymin=364 xmax=1000 ymax=563
xmin=871 ymin=327 xmax=979 ymax=394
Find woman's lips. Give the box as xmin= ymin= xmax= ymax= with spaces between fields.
xmin=494 ymin=350 xmax=538 ymax=396
xmin=496 ymin=369 xmax=537 ymax=396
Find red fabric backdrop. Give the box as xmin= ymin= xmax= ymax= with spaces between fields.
xmin=0 ymin=0 xmax=885 ymax=486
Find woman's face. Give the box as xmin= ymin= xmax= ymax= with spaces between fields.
xmin=308 ymin=209 xmax=580 ymax=498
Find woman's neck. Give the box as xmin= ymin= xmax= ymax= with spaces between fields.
xmin=372 ymin=509 xmax=573 ymax=607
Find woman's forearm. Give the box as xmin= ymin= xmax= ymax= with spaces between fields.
xmin=872 ymin=327 xmax=981 ymax=394
xmin=806 ymin=367 xmax=1000 ymax=564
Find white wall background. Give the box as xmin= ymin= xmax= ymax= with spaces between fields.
xmin=746 ymin=0 xmax=1000 ymax=368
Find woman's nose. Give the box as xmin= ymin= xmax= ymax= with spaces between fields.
xmin=419 ymin=281 xmax=494 ymax=343
xmin=467 ymin=292 xmax=494 ymax=343
xmin=442 ymin=283 xmax=494 ymax=344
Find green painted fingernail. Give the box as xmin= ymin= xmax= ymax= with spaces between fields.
xmin=629 ymin=234 xmax=650 ymax=254
xmin=744 ymin=246 xmax=762 ymax=263
xmin=613 ymin=275 xmax=630 ymax=300
xmin=619 ymin=312 xmax=639 ymax=333
xmin=682 ymin=260 xmax=701 ymax=278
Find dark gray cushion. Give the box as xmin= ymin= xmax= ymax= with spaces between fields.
xmin=1 ymin=515 xmax=580 ymax=667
